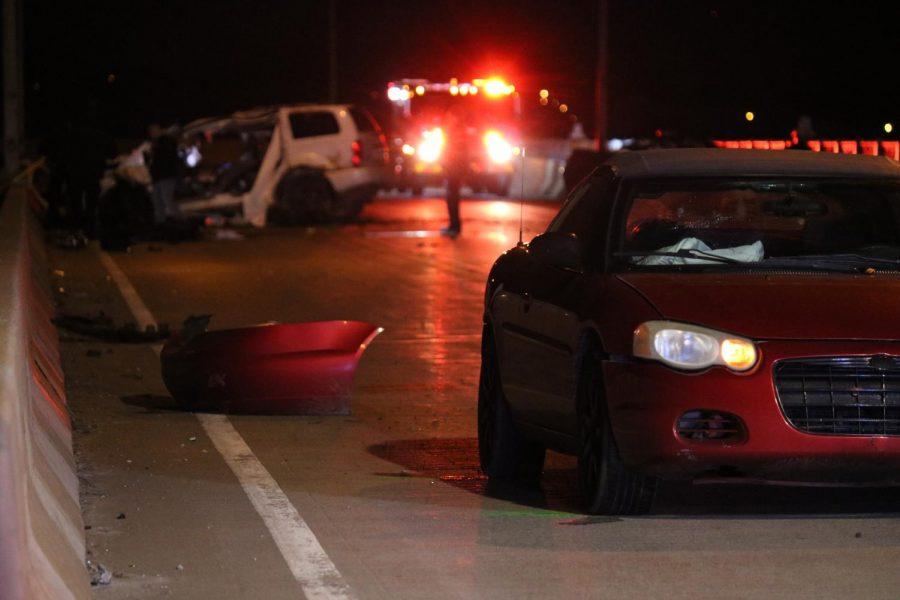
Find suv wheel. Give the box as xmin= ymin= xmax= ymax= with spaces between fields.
xmin=270 ymin=172 xmax=344 ymax=225
xmin=577 ymin=349 xmax=657 ymax=515
xmin=478 ymin=330 xmax=545 ymax=484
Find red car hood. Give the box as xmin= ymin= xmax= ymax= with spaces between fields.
xmin=617 ymin=272 xmax=900 ymax=340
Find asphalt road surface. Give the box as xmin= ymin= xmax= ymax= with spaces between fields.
xmin=52 ymin=197 xmax=900 ymax=599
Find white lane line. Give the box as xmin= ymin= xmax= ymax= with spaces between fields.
xmin=94 ymin=248 xmax=156 ymax=331
xmin=96 ymin=248 xmax=355 ymax=600
xmin=197 ymin=414 xmax=354 ymax=600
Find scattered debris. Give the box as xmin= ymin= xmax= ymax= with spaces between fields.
xmin=86 ymin=560 xmax=113 ymax=586
xmin=52 ymin=269 xmax=65 ymax=277
xmin=50 ymin=230 xmax=89 ymax=250
xmin=176 ymin=564 xmax=184 ymax=571
xmin=53 ymin=312 xmax=170 ymax=343
xmin=375 ymin=470 xmax=417 ymax=478
xmin=188 ymin=436 xmax=197 ymax=442
xmin=116 ymin=513 xmax=126 ymax=520
xmin=214 ymin=228 xmax=244 ymax=241
xmin=204 ymin=214 xmax=226 ymax=227
xmin=855 ymin=532 xmax=862 ymax=538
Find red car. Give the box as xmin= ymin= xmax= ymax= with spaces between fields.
xmin=478 ymin=148 xmax=900 ymax=514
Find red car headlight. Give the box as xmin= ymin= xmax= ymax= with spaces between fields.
xmin=633 ymin=321 xmax=757 ymax=372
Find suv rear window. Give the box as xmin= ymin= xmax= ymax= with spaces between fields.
xmin=289 ymin=111 xmax=339 ymax=138
xmin=349 ymin=108 xmax=377 ymax=132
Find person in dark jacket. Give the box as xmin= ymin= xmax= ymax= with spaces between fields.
xmin=441 ymin=107 xmax=468 ymax=237
xmin=147 ymin=124 xmax=181 ymax=223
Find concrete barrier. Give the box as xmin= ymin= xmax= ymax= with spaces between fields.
xmin=512 ymin=138 xmax=593 ymax=200
xmin=0 ymin=182 xmax=90 ymax=598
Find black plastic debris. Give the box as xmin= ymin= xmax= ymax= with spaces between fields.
xmin=53 ymin=312 xmax=170 ymax=343
xmin=49 ymin=230 xmax=89 ymax=250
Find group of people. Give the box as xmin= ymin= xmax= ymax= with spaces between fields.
xmin=42 ymin=114 xmax=182 ymax=239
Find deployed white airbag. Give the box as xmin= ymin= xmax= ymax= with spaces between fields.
xmin=636 ymin=237 xmax=764 ymax=265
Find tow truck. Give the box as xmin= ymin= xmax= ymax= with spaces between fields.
xmin=386 ymin=77 xmax=522 ymax=195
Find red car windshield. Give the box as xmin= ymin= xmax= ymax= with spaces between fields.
xmin=618 ymin=179 xmax=900 ymax=269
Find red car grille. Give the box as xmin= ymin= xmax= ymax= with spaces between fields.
xmin=774 ymin=357 xmax=900 ymax=436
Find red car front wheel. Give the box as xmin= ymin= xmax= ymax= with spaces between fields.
xmin=477 ymin=331 xmax=545 ymax=484
xmin=577 ymin=349 xmax=657 ymax=515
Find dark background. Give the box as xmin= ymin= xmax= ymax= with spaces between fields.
xmin=23 ymin=0 xmax=899 ymax=140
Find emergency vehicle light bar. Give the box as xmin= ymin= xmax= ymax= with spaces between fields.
xmin=387 ymin=78 xmax=515 ymax=103
xmin=712 ymin=139 xmax=899 ymax=161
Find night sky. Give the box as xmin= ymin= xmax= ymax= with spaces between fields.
xmin=24 ymin=0 xmax=899 ymax=141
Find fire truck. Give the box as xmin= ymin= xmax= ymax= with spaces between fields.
xmin=386 ymin=77 xmax=522 ymax=195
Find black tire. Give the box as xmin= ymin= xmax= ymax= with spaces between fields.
xmin=577 ymin=347 xmax=657 ymax=515
xmin=478 ymin=329 xmax=546 ymax=484
xmin=270 ymin=172 xmax=353 ymax=225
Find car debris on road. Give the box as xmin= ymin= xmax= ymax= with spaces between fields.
xmin=161 ymin=316 xmax=382 ymax=414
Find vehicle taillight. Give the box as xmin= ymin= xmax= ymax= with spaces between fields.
xmin=351 ymin=140 xmax=362 ymax=167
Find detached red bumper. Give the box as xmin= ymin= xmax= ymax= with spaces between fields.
xmin=604 ymin=340 xmax=900 ymax=483
xmin=161 ymin=320 xmax=381 ymax=415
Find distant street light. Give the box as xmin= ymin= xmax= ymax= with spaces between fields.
xmin=539 ymin=89 xmax=549 ymax=99
xmin=886 ymin=122 xmax=894 ymax=134
xmin=745 ymin=111 xmax=755 ymax=122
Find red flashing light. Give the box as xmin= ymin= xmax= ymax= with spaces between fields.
xmin=752 ymin=140 xmax=770 ymax=150
xmin=738 ymin=140 xmax=753 ymax=149
xmin=769 ymin=140 xmax=786 ymax=150
xmin=839 ymin=140 xmax=858 ymax=155
xmin=807 ymin=140 xmax=821 ymax=152
xmin=351 ymin=140 xmax=362 ymax=167
xmin=822 ymin=140 xmax=839 ymax=153
xmin=882 ymin=141 xmax=900 ymax=161
xmin=860 ymin=141 xmax=879 ymax=156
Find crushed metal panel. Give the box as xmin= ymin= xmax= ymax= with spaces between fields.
xmin=161 ymin=320 xmax=381 ymax=414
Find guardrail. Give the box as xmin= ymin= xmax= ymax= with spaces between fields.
xmin=0 ymin=176 xmax=89 ymax=598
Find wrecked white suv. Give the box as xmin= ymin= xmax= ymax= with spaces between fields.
xmin=178 ymin=104 xmax=390 ymax=226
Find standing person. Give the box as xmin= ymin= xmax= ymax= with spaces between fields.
xmin=146 ymin=124 xmax=181 ymax=224
xmin=441 ymin=107 xmax=468 ymax=237
xmin=58 ymin=102 xmax=116 ymax=237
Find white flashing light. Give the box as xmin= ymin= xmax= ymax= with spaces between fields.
xmin=417 ymin=128 xmax=445 ymax=163
xmin=484 ymin=130 xmax=514 ymax=164
xmin=387 ymin=86 xmax=411 ymax=102
xmin=483 ymin=78 xmax=511 ymax=97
